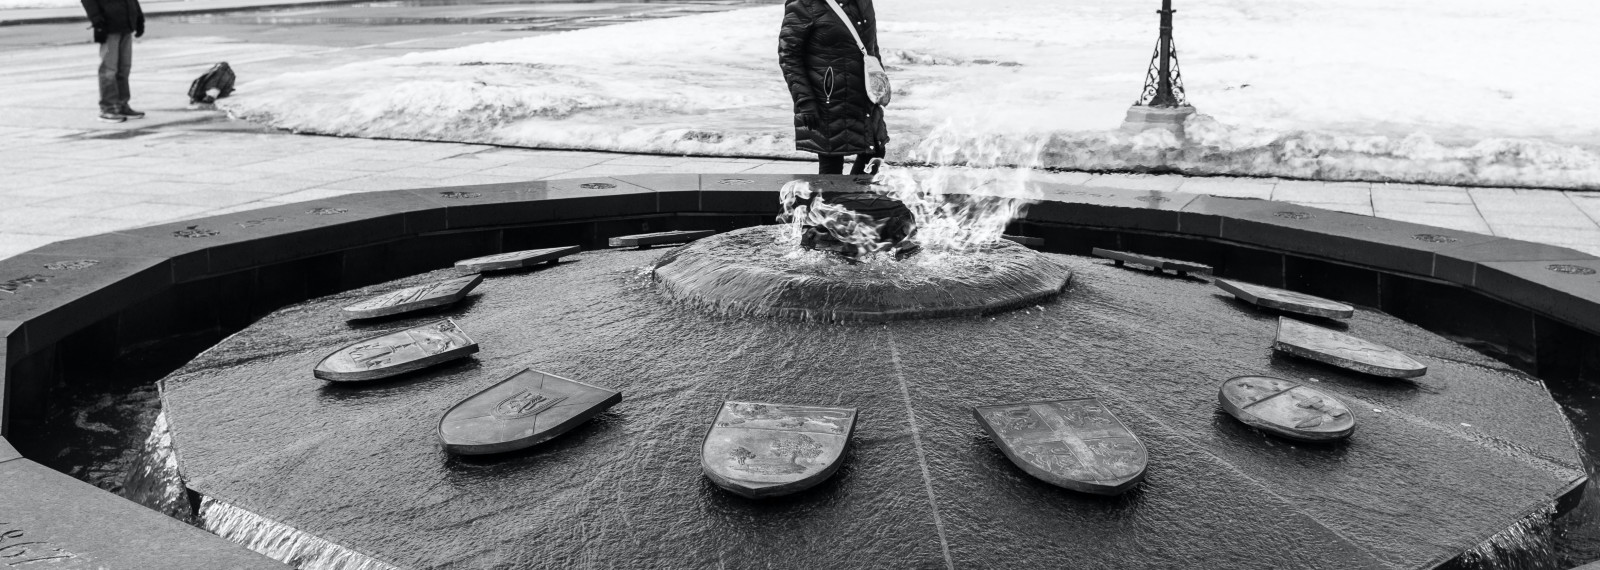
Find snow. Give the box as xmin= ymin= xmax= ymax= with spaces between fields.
xmin=219 ymin=0 xmax=1600 ymax=189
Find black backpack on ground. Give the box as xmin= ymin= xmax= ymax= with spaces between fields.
xmin=188 ymin=62 xmax=236 ymax=105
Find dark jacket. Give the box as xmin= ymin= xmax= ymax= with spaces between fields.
xmin=82 ymin=0 xmax=143 ymax=37
xmin=778 ymin=0 xmax=888 ymax=156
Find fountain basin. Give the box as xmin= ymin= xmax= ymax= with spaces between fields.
xmin=652 ymin=226 xmax=1072 ymax=322
xmin=159 ymin=248 xmax=1585 ymax=569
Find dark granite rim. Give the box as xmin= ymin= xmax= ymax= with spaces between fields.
xmin=1 ymin=172 xmax=1596 ymax=569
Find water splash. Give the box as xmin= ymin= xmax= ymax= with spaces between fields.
xmin=120 ymin=410 xmax=196 ymax=524
xmin=1454 ymin=504 xmax=1562 ymax=570
xmin=201 ymin=497 xmax=401 ymax=570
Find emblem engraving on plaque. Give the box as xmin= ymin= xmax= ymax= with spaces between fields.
xmin=702 ymin=402 xmax=857 ymax=498
xmin=439 ymin=191 xmax=482 ymax=199
xmin=492 ymin=390 xmax=567 ymax=420
xmin=42 ymin=260 xmax=98 ymax=271
xmin=717 ymin=178 xmax=753 ymax=185
xmin=173 ymin=225 xmax=219 ymax=238
xmin=580 ymin=182 xmax=616 ymax=189
xmin=1275 ymin=211 xmax=1313 ymax=220
xmin=975 ymin=398 xmax=1147 ymax=495
xmin=1133 ymin=195 xmax=1170 ymax=205
xmin=308 ymin=207 xmax=348 ymax=215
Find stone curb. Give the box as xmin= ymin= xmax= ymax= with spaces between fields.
xmin=0 ymin=172 xmax=1594 ymax=569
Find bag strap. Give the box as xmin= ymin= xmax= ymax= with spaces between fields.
xmin=820 ymin=0 xmax=869 ymax=55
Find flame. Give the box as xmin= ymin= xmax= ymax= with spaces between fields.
xmin=777 ymin=119 xmax=1046 ymax=263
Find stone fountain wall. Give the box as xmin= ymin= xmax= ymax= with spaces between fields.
xmin=0 ymin=173 xmax=1597 ymax=568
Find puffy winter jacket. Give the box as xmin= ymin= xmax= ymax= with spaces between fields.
xmin=82 ymin=0 xmax=143 ymax=36
xmin=778 ymin=0 xmax=888 ymax=156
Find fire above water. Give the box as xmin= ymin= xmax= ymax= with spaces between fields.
xmin=779 ymin=123 xmax=1046 ymax=263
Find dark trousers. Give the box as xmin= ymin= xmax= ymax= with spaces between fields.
xmin=98 ymin=33 xmax=132 ymax=113
xmin=818 ymin=147 xmax=885 ymax=176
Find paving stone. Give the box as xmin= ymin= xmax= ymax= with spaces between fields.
xmin=314 ymin=318 xmax=479 ymax=382
xmin=0 ymin=459 xmax=286 ymax=569
xmin=1084 ymin=174 xmax=1186 ymax=192
xmin=1273 ymin=317 xmax=1428 ymax=379
xmin=439 ymin=368 xmax=622 ymax=455
xmin=611 ymin=173 xmax=701 ymax=213
xmin=701 ymin=401 xmax=857 ymax=499
xmin=973 ymin=398 xmax=1148 ymax=495
xmin=1273 ymin=180 xmax=1373 ymax=206
xmin=1176 ymin=177 xmax=1276 ymax=199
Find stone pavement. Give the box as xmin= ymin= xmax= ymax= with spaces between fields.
xmin=0 ymin=0 xmax=1596 ymax=262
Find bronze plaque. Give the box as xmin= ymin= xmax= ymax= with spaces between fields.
xmin=609 ymin=230 xmax=716 ymax=249
xmin=341 ymin=274 xmax=483 ymax=320
xmin=438 ymin=368 xmax=622 ymax=455
xmin=1219 ymin=376 xmax=1355 ymax=442
xmin=1214 ymin=279 xmax=1354 ymax=319
xmin=1274 ymin=317 xmax=1426 ymax=378
xmin=313 ymin=318 xmax=479 ymax=382
xmin=1091 ymin=248 xmax=1212 ymax=275
xmin=973 ymin=398 xmax=1147 ymax=495
xmin=453 ymin=246 xmax=580 ymax=273
xmin=701 ymin=402 xmax=856 ymax=499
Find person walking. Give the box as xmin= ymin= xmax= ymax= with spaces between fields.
xmin=81 ymin=0 xmax=145 ymax=123
xmin=778 ymin=0 xmax=887 ymax=176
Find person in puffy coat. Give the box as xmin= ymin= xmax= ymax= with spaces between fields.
xmin=81 ymin=0 xmax=145 ymax=122
xmin=778 ymin=0 xmax=888 ymax=176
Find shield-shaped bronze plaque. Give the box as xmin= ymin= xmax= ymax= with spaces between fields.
xmin=1219 ymin=376 xmax=1355 ymax=442
xmin=313 ymin=318 xmax=479 ymax=382
xmin=438 ymin=368 xmax=621 ymax=455
xmin=973 ymin=398 xmax=1147 ymax=495
xmin=341 ymin=274 xmax=483 ymax=320
xmin=1274 ymin=317 xmax=1426 ymax=378
xmin=1091 ymin=248 xmax=1212 ymax=276
xmin=454 ymin=246 xmax=580 ymax=273
xmin=701 ymin=402 xmax=856 ymax=499
xmin=609 ymin=230 xmax=716 ymax=249
xmin=1215 ymin=279 xmax=1354 ymax=319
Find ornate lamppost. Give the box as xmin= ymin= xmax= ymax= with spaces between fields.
xmin=1120 ymin=0 xmax=1197 ymax=136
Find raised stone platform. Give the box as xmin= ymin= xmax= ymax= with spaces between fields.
xmin=652 ymin=226 xmax=1072 ymax=322
xmin=160 ymin=248 xmax=1585 ymax=569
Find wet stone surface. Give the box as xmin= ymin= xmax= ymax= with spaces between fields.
xmin=1091 ymin=247 xmax=1213 ymax=275
xmin=162 ymin=248 xmax=1584 ymax=569
xmin=608 ymin=230 xmax=716 ymax=249
xmin=1274 ymin=317 xmax=1428 ymax=379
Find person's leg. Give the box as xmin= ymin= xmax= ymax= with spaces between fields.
xmin=97 ymin=34 xmax=122 ymax=117
xmin=116 ymin=33 xmax=135 ymax=115
xmin=818 ymin=154 xmax=844 ymax=175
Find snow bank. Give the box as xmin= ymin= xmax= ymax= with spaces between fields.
xmin=219 ymin=0 xmax=1600 ymax=189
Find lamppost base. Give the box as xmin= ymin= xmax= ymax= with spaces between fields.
xmin=1121 ymin=104 xmax=1196 ymax=138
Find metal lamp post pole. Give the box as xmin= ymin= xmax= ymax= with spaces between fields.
xmin=1154 ymin=0 xmax=1175 ymax=107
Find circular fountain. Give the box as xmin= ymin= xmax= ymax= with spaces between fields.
xmin=131 ymin=168 xmax=1588 ymax=570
